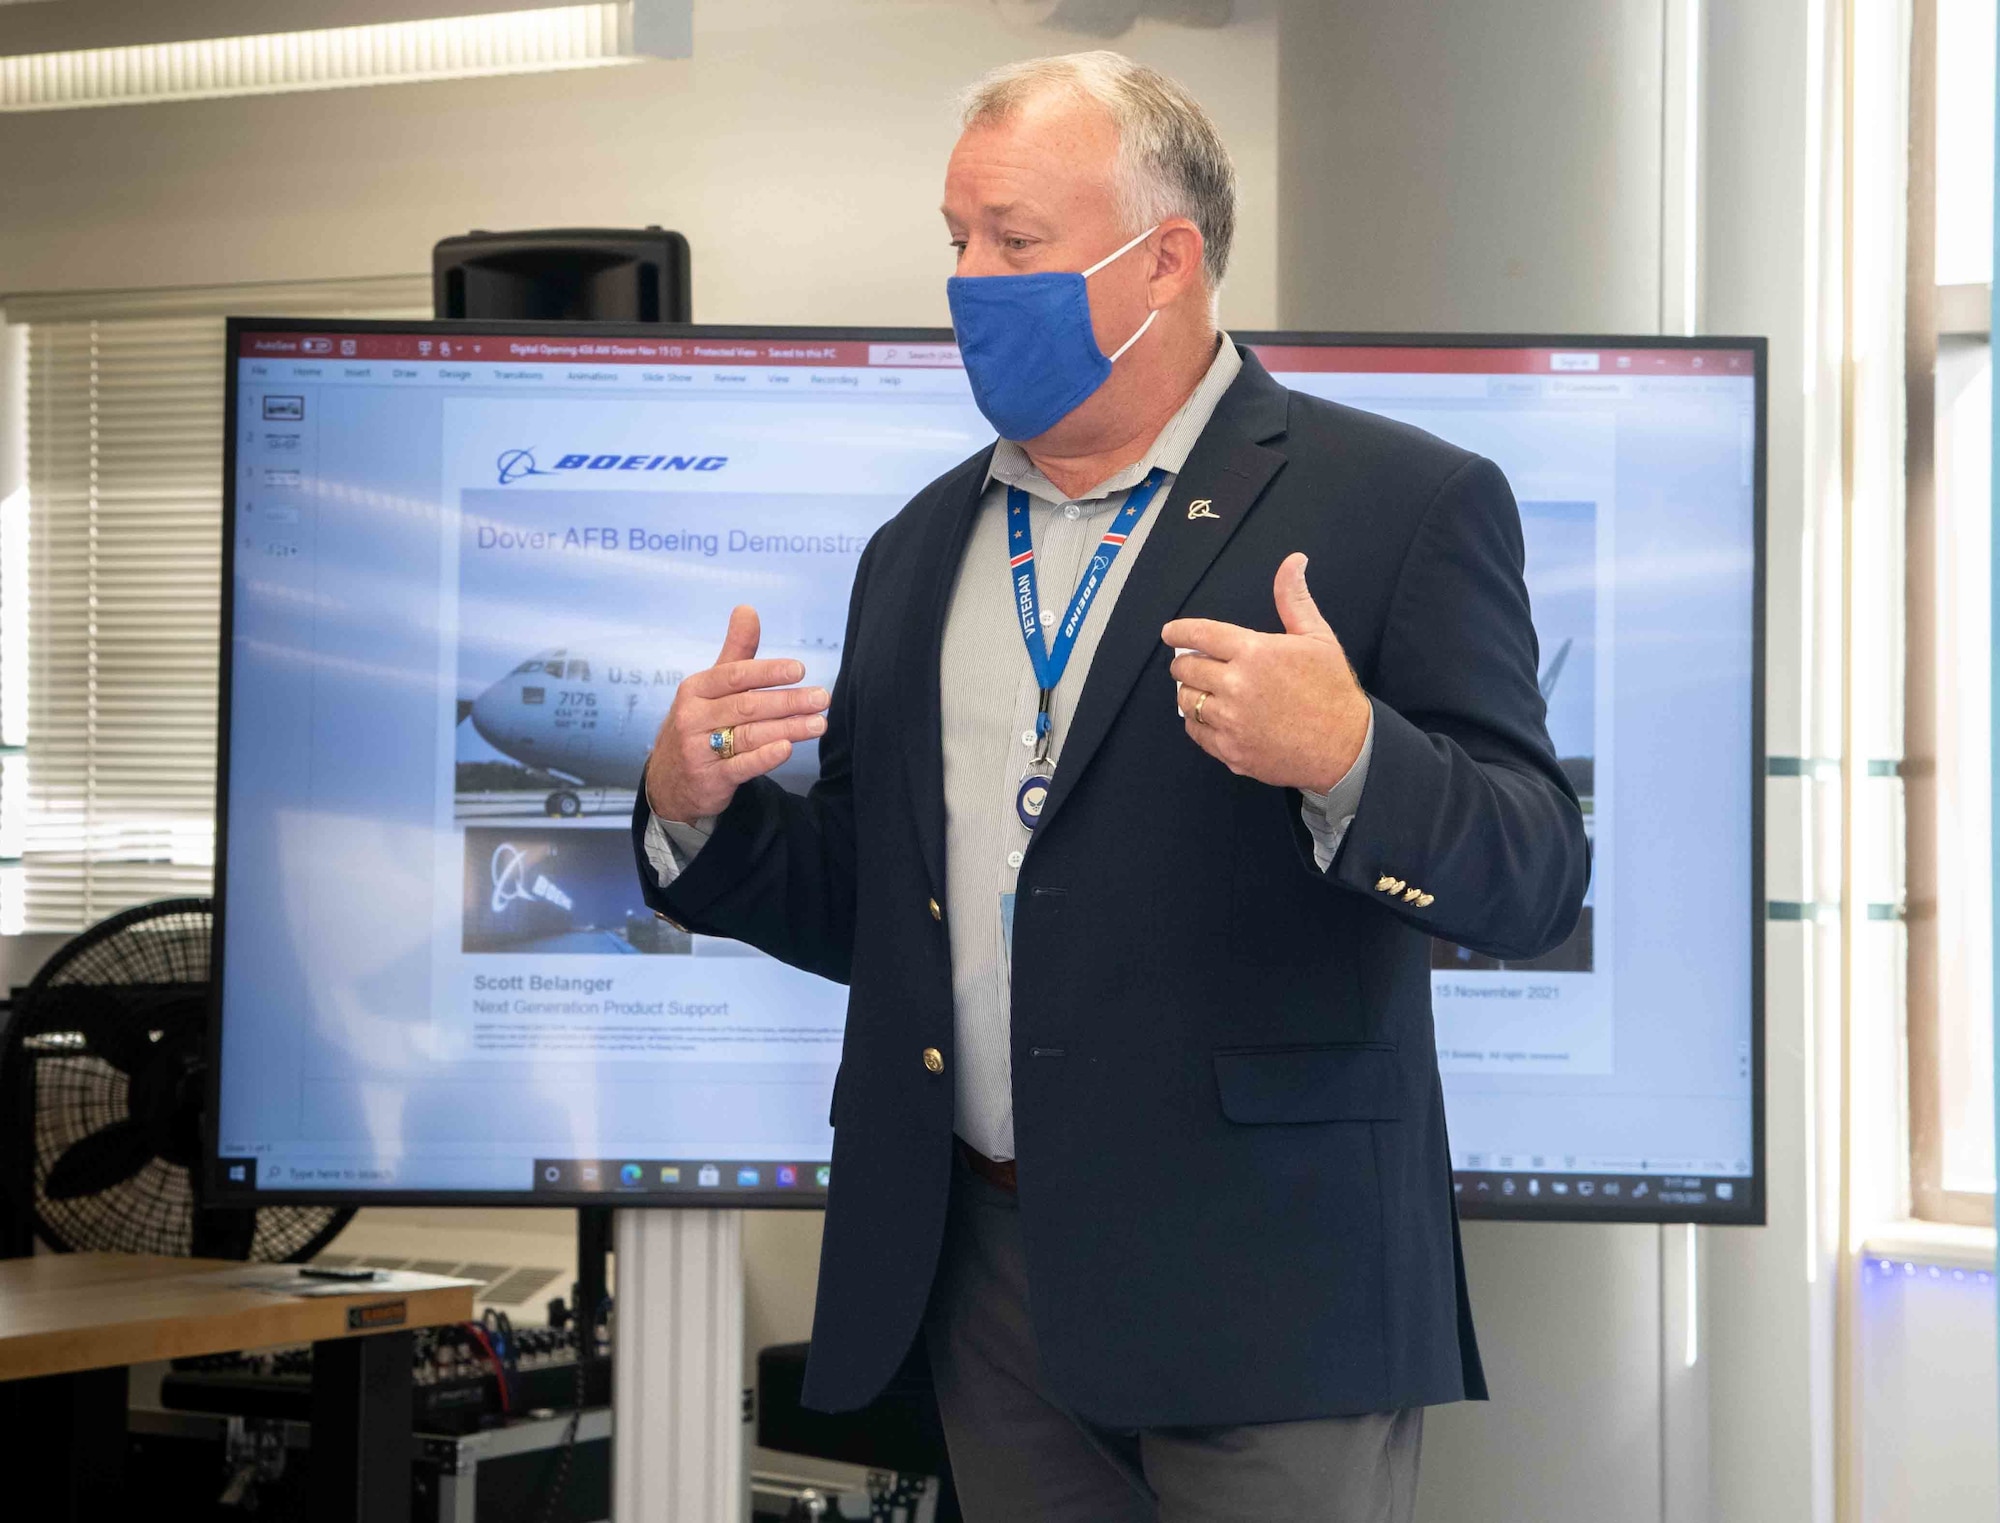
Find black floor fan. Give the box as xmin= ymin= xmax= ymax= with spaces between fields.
xmin=0 ymin=897 xmax=350 ymax=1260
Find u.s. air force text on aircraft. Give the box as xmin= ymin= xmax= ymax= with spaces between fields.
xmin=472 ymin=525 xmax=871 ymax=558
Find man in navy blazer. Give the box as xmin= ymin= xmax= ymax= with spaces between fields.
xmin=634 ymin=51 xmax=1588 ymax=1523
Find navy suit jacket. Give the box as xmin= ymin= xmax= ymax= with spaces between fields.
xmin=633 ymin=349 xmax=1590 ymax=1426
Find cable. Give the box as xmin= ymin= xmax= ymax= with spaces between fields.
xmin=531 ymin=1320 xmax=588 ymax=1523
xmin=464 ymin=1322 xmax=510 ymax=1415
xmin=483 ymin=1307 xmax=516 ymax=1363
xmin=482 ymin=1308 xmax=523 ymax=1413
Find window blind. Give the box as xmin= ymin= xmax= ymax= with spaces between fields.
xmin=15 ymin=277 xmax=428 ymax=931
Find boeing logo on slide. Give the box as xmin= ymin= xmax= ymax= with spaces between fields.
xmin=496 ymin=447 xmax=728 ymax=485
xmin=495 ymin=448 xmax=553 ymax=485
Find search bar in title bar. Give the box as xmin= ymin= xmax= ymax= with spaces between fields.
xmin=869 ymin=343 xmax=962 ymax=368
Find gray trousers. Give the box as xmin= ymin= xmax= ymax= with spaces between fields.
xmin=922 ymin=1149 xmax=1424 ymax=1523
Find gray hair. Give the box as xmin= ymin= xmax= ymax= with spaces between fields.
xmin=960 ymin=51 xmax=1237 ymax=289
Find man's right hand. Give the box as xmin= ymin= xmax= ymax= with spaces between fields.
xmin=643 ymin=605 xmax=829 ymax=825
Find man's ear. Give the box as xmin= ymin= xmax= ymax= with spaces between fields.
xmin=1149 ymin=220 xmax=1208 ymax=307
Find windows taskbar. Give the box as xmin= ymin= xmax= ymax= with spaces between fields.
xmin=220 ymin=1154 xmax=1751 ymax=1215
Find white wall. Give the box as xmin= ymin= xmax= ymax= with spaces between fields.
xmin=1271 ymin=4 xmax=1900 ymax=1522
xmin=0 ymin=0 xmax=1279 ymax=330
xmin=1701 ymin=5 xmax=1840 ymax=1520
xmin=1274 ymin=0 xmax=1668 ymax=335
xmin=1276 ymin=6 xmax=1996 ymax=1521
xmin=1418 ymin=1223 xmax=1669 ymax=1521
xmin=1860 ymin=1258 xmax=2000 ymax=1520
xmin=1276 ymin=5 xmax=1697 ymax=1520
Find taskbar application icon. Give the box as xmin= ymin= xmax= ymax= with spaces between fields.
xmin=533 ymin=1158 xmax=830 ymax=1194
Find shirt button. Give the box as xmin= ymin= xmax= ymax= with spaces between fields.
xmin=923 ymin=1047 xmax=945 ymax=1074
xmin=928 ymin=896 xmax=942 ymax=921
xmin=1020 ymin=729 xmax=1036 ymax=747
xmin=1038 ymin=609 xmax=1056 ymax=627
xmin=1006 ymin=850 xmax=1023 ymax=868
xmin=1062 ymin=503 xmax=1080 ymax=520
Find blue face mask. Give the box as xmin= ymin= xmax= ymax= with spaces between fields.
xmin=946 ymin=224 xmax=1160 ymax=441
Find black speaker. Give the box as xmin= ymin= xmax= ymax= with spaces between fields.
xmin=756 ymin=1340 xmax=960 ymax=1520
xmin=433 ymin=227 xmax=692 ymax=323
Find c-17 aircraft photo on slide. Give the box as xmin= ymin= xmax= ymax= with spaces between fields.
xmin=460 ymin=635 xmax=838 ymax=819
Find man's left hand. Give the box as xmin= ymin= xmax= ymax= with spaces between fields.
xmin=1162 ymin=553 xmax=1372 ymax=793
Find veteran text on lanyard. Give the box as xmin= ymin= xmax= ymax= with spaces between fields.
xmin=1007 ymin=467 xmax=1170 ymax=830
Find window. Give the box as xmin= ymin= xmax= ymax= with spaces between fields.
xmin=3 ymin=276 xmax=429 ymax=932
xmin=1906 ymin=0 xmax=1996 ymax=1223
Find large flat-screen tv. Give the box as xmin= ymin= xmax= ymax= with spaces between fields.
xmin=209 ymin=318 xmax=1763 ymax=1223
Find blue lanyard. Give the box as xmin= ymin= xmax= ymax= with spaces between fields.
xmin=1006 ymin=466 xmax=1168 ymax=750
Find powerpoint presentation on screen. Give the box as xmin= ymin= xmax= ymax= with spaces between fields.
xmin=214 ymin=330 xmax=1755 ymax=1198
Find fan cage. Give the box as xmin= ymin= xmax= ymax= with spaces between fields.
xmin=6 ymin=897 xmax=352 ymax=1261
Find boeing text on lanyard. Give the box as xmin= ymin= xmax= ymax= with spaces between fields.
xmin=1009 ymin=467 xmax=1170 ymax=830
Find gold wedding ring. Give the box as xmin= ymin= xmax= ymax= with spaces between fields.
xmin=1192 ymin=690 xmax=1210 ymax=725
xmin=711 ymin=726 xmax=737 ymax=760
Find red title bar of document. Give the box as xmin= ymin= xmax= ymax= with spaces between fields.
xmin=238 ymin=333 xmax=894 ymax=366
xmin=1250 ymin=345 xmax=1755 ymax=376
xmin=237 ymin=332 xmax=1753 ymax=378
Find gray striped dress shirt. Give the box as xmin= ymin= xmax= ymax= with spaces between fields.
xmin=644 ymin=336 xmax=1373 ymax=1159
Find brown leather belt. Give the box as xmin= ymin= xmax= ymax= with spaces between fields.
xmin=956 ymin=1137 xmax=1017 ymax=1193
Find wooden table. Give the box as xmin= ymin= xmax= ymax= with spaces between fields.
xmin=0 ymin=1252 xmax=476 ymax=1522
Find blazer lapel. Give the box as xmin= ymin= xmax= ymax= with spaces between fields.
xmin=1032 ymin=354 xmax=1291 ymax=841
xmin=900 ymin=447 xmax=994 ymax=893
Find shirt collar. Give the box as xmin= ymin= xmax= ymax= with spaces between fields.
xmin=985 ymin=333 xmax=1243 ymax=506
